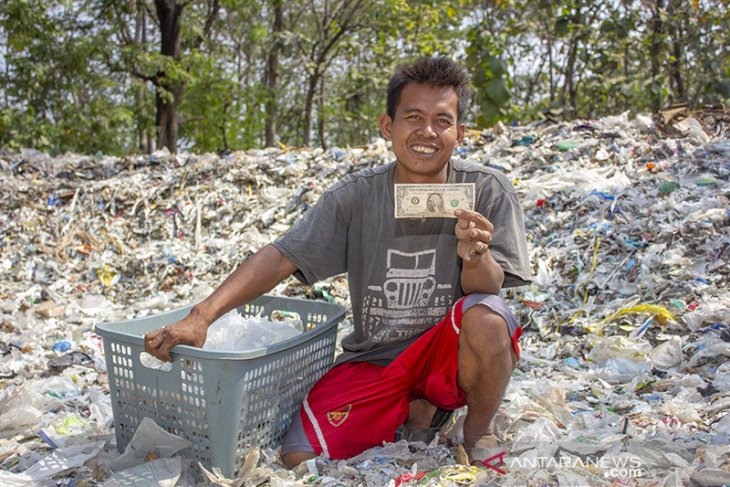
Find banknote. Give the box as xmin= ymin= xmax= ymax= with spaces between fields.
xmin=394 ymin=183 xmax=475 ymax=218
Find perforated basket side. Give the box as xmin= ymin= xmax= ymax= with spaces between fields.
xmin=98 ymin=295 xmax=345 ymax=479
xmin=232 ymin=321 xmax=338 ymax=471
xmin=103 ymin=334 xmax=219 ymax=469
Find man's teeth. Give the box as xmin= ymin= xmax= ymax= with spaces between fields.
xmin=412 ymin=145 xmax=436 ymax=154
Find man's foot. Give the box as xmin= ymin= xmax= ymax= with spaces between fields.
xmin=462 ymin=434 xmax=501 ymax=466
xmin=281 ymin=451 xmax=316 ymax=469
xmin=395 ymin=402 xmax=453 ymax=443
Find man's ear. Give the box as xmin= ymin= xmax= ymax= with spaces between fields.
xmin=379 ymin=114 xmax=392 ymax=140
xmin=456 ymin=123 xmax=466 ymax=145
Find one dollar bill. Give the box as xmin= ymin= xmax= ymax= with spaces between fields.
xmin=394 ymin=183 xmax=475 ymax=218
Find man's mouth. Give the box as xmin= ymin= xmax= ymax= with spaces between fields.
xmin=411 ymin=144 xmax=438 ymax=154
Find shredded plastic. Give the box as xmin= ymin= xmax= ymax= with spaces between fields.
xmin=0 ymin=109 xmax=728 ymax=485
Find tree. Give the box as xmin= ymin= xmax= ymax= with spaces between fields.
xmin=2 ymin=0 xmax=729 ymax=155
xmin=0 ymin=0 xmax=135 ymax=154
xmin=290 ymin=0 xmax=368 ymax=146
xmin=264 ymin=0 xmax=283 ymax=147
xmin=153 ymin=0 xmax=186 ymax=152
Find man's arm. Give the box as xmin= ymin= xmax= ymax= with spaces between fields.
xmin=144 ymin=244 xmax=297 ymax=361
xmin=454 ymin=209 xmax=505 ymax=295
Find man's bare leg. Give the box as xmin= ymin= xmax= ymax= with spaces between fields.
xmin=457 ymin=304 xmax=518 ymax=450
xmin=403 ymin=398 xmax=438 ymax=430
xmin=282 ymin=451 xmax=316 ymax=469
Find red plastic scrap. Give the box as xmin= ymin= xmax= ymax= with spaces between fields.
xmin=394 ymin=471 xmax=426 ymax=486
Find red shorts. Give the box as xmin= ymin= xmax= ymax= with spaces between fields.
xmin=296 ymin=295 xmax=521 ymax=459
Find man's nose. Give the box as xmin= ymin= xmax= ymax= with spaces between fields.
xmin=418 ymin=121 xmax=437 ymax=138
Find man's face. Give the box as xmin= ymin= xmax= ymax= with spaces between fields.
xmin=379 ymin=83 xmax=465 ymax=184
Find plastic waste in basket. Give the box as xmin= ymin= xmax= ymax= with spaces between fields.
xmin=96 ymin=295 xmax=345 ymax=479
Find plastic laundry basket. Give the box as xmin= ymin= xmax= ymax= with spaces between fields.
xmin=96 ymin=295 xmax=345 ymax=478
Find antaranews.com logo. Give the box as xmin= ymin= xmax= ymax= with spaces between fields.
xmin=481 ymin=450 xmax=645 ymax=479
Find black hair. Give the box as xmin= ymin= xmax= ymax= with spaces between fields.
xmin=386 ymin=56 xmax=469 ymax=123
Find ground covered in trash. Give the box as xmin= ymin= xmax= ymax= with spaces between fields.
xmin=0 ymin=108 xmax=728 ymax=486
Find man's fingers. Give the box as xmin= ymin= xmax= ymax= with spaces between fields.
xmin=144 ymin=327 xmax=176 ymax=362
xmin=454 ymin=209 xmax=490 ymax=226
xmin=469 ymin=228 xmax=492 ymax=245
xmin=455 ymin=220 xmax=475 ymax=238
xmin=455 ymin=224 xmax=492 ymax=244
xmin=158 ymin=344 xmax=174 ymax=363
xmin=454 ymin=210 xmax=493 ymax=239
xmin=465 ymin=241 xmax=488 ymax=257
xmin=455 ymin=210 xmax=493 ymax=262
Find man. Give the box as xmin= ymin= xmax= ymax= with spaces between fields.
xmin=145 ymin=56 xmax=531 ymax=468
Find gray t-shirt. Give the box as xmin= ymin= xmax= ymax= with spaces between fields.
xmin=273 ymin=159 xmax=531 ymax=365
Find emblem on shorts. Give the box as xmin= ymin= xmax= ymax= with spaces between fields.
xmin=327 ymin=404 xmax=352 ymax=427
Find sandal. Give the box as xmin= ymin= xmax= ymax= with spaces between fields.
xmin=460 ymin=435 xmax=502 ymax=467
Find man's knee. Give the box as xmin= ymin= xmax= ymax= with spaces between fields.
xmin=458 ymin=303 xmax=518 ymax=374
xmin=461 ymin=304 xmax=511 ymax=347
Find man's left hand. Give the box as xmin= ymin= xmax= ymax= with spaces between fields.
xmin=454 ymin=209 xmax=493 ymax=264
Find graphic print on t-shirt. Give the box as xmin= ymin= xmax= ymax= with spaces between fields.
xmin=362 ymin=249 xmax=453 ymax=342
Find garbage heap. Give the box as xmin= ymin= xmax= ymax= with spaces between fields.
xmin=0 ymin=108 xmax=728 ymax=486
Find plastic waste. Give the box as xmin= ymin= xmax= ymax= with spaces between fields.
xmin=139 ymin=352 xmax=173 ymax=372
xmin=649 ymin=336 xmax=683 ymax=370
xmin=0 ymin=441 xmax=103 ymax=485
xmin=203 ymin=309 xmax=301 ymax=351
xmin=102 ymin=457 xmax=183 ymax=487
xmin=110 ymin=417 xmax=192 ymax=471
xmin=0 ymin=108 xmax=728 ymax=484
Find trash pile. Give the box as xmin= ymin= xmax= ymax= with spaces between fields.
xmin=0 ymin=107 xmax=728 ymax=486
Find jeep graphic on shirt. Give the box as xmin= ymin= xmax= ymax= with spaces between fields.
xmin=361 ymin=249 xmax=453 ymax=343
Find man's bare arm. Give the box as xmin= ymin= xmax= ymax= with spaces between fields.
xmin=144 ymin=244 xmax=297 ymax=361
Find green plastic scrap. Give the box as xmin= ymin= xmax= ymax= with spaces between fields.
xmin=314 ymin=284 xmax=336 ymax=303
xmin=54 ymin=415 xmax=85 ymax=435
xmin=556 ymin=140 xmax=582 ymax=151
xmin=695 ymin=177 xmax=716 ymax=186
xmin=418 ymin=469 xmax=443 ymax=484
xmin=659 ymin=181 xmax=681 ymax=193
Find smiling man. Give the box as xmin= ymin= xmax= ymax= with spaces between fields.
xmin=144 ymin=57 xmax=532 ymax=468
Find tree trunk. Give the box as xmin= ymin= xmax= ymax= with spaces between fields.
xmin=134 ymin=2 xmax=150 ymax=153
xmin=318 ymin=73 xmax=326 ymax=149
xmin=667 ymin=4 xmax=686 ymax=103
xmin=265 ymin=0 xmax=283 ymax=147
xmin=649 ymin=0 xmax=665 ymax=111
xmin=548 ymin=31 xmax=555 ymax=102
xmin=154 ymin=0 xmax=184 ymax=153
xmin=302 ymin=73 xmax=319 ymax=147
xmin=220 ymin=100 xmax=230 ymax=151
xmin=525 ymin=49 xmax=547 ymax=107
xmin=560 ymin=34 xmax=578 ymax=115
xmin=669 ymin=36 xmax=685 ymax=101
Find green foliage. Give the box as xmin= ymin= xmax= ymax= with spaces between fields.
xmin=465 ymin=15 xmax=513 ymax=126
xmin=0 ymin=0 xmax=136 ymax=154
xmin=1 ymin=0 xmax=728 ymax=154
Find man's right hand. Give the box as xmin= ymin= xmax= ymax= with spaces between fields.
xmin=143 ymin=244 xmax=297 ymax=362
xmin=144 ymin=307 xmax=210 ymax=362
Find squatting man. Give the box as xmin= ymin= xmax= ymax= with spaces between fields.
xmin=145 ymin=56 xmax=532 ymax=468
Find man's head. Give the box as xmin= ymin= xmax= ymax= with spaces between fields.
xmin=380 ymin=57 xmax=468 ymax=184
xmin=386 ymin=57 xmax=469 ymax=124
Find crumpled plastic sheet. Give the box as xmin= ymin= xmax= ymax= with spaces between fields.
xmin=0 ymin=109 xmax=728 ymax=485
